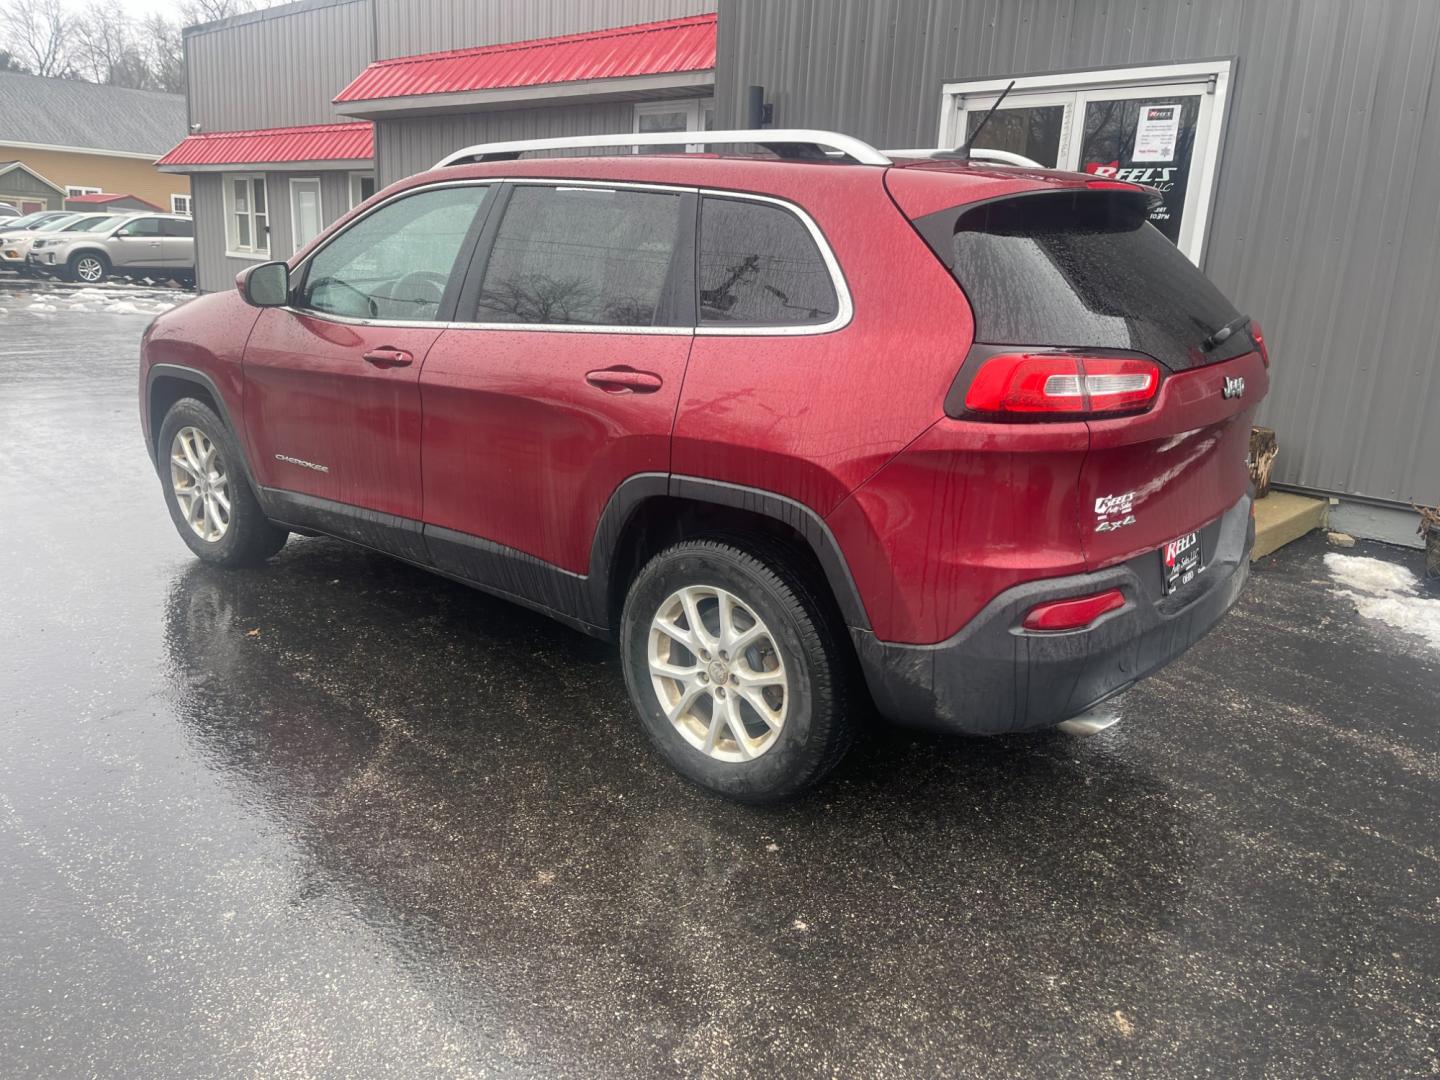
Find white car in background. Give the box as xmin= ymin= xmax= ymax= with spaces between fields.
xmin=28 ymin=212 xmax=195 ymax=285
xmin=1 ymin=212 xmax=121 ymax=272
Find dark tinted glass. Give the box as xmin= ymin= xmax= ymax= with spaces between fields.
xmin=949 ymin=191 xmax=1240 ymax=369
xmin=121 ymin=217 xmax=163 ymax=237
xmin=699 ymin=197 xmax=837 ymax=325
xmin=162 ymin=218 xmax=193 ymax=237
xmin=475 ymin=186 xmax=682 ymax=326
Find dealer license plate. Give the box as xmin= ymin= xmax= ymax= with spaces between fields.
xmin=1162 ymin=531 xmax=1203 ymax=594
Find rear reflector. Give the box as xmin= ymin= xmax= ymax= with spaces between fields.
xmin=1023 ymin=589 xmax=1127 ymax=632
xmin=965 ymin=353 xmax=1161 ymax=418
xmin=1250 ymin=320 xmax=1269 ymax=367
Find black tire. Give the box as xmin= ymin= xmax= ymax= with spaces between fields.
xmin=67 ymin=250 xmax=109 ymax=284
xmin=157 ymin=398 xmax=288 ymax=567
xmin=620 ymin=538 xmax=854 ymax=802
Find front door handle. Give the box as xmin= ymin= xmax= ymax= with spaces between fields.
xmin=362 ymin=347 xmax=414 ymax=368
xmin=585 ymin=367 xmax=663 ymax=394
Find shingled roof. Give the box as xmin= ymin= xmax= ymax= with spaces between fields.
xmin=0 ymin=73 xmax=187 ymax=157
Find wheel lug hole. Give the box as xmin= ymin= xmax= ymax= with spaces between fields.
xmin=698 ymin=672 xmax=709 ymax=683
xmin=700 ymin=650 xmax=711 ymax=661
xmin=716 ymin=687 xmax=726 ymax=698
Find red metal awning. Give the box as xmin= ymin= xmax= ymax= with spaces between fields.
xmin=156 ymin=122 xmax=374 ymax=170
xmin=334 ymin=14 xmax=716 ymax=106
xmin=64 ymin=192 xmax=163 ymax=210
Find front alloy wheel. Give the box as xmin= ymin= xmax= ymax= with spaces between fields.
xmin=170 ymin=426 xmax=231 ymax=542
xmin=73 ymin=255 xmax=106 ymax=282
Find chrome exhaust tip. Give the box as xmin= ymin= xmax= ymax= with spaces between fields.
xmin=1056 ymin=708 xmax=1121 ymax=737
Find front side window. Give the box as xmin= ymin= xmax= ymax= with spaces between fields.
xmin=226 ymin=175 xmax=268 ymax=256
xmin=473 ymin=185 xmax=683 ymax=327
xmin=297 ymin=184 xmax=489 ymax=322
xmin=698 ymin=197 xmax=838 ymax=326
xmin=118 ymin=217 xmax=162 ymax=237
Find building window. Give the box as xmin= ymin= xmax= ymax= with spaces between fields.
xmin=936 ymin=61 xmax=1234 ymax=264
xmin=224 ymin=174 xmax=269 ymax=258
xmin=171 ymin=194 xmax=192 ymax=215
xmin=633 ymin=98 xmax=715 ymax=153
xmin=348 ymin=172 xmax=377 ymax=209
xmin=66 ymin=186 xmax=101 ymax=197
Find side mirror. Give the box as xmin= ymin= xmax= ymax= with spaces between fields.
xmin=237 ymin=261 xmax=290 ymax=307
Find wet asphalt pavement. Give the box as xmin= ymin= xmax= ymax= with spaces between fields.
xmin=2 ymin=276 xmax=1438 ymax=1079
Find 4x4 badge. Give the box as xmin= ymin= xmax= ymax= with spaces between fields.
xmin=1222 ymin=376 xmax=1246 ymax=400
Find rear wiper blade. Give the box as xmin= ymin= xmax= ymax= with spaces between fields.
xmin=1201 ymin=315 xmax=1251 ymax=353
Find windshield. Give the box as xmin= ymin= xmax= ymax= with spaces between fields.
xmin=6 ymin=212 xmax=57 ymax=229
xmin=37 ymin=215 xmax=87 ymax=233
xmin=61 ymin=215 xmax=115 ymax=233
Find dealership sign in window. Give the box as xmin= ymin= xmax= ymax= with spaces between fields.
xmin=940 ymin=61 xmax=1234 ymax=264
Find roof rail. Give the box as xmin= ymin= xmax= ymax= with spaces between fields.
xmin=880 ymin=147 xmax=1044 ymax=168
xmin=432 ymin=129 xmax=892 ymax=169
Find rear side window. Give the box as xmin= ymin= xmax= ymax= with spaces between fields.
xmin=473 ymin=185 xmax=684 ymax=327
xmin=945 ymin=191 xmax=1240 ymax=369
xmin=162 ymin=219 xmax=193 ymax=238
xmin=698 ymin=197 xmax=838 ymax=326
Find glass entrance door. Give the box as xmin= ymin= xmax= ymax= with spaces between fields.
xmin=940 ymin=63 xmax=1232 ymax=264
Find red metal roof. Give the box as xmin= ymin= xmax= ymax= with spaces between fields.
xmin=156 ymin=122 xmax=374 ymax=168
xmin=334 ymin=14 xmax=716 ymax=104
xmin=65 ymin=192 xmax=162 ymax=209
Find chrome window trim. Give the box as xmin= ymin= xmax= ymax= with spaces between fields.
xmin=286 ymin=177 xmax=852 ymax=337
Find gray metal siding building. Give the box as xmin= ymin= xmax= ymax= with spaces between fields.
xmin=162 ymin=0 xmax=1440 ymax=520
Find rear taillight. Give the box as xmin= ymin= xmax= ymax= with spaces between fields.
xmin=964 ymin=353 xmax=1161 ymax=419
xmin=1023 ymin=589 xmax=1127 ymax=632
xmin=1250 ymin=320 xmax=1269 ymax=367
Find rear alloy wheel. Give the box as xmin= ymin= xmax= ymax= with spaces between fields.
xmin=69 ymin=252 xmax=108 ymax=283
xmin=157 ymin=398 xmax=288 ymax=566
xmin=621 ymin=539 xmax=854 ymax=801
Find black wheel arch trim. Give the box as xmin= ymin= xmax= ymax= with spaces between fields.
xmin=588 ymin=474 xmax=872 ymax=633
xmin=144 ymin=363 xmax=262 ymax=498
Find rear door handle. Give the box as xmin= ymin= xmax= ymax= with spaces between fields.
xmin=585 ymin=367 xmax=663 ymax=394
xmin=362 ymin=347 xmax=414 ymax=368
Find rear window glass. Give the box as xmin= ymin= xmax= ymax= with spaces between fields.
xmin=948 ymin=192 xmax=1240 ymax=367
xmin=699 ymin=197 xmax=838 ymax=326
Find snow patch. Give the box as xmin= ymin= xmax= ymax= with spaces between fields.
xmin=1325 ymin=553 xmax=1440 ymax=650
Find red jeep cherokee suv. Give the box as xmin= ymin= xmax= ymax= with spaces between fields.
xmin=139 ymin=131 xmax=1267 ymax=801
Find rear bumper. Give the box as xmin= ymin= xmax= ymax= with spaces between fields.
xmin=852 ymin=493 xmax=1254 ymax=735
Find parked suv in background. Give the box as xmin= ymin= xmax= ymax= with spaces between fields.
xmin=139 ymin=130 xmax=1269 ymax=801
xmin=30 ymin=212 xmax=195 ymax=284
xmin=0 ymin=211 xmax=115 ymax=271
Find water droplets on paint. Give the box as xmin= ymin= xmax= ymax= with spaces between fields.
xmin=1325 ymin=553 xmax=1440 ymax=651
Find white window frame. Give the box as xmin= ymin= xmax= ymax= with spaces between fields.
xmin=288 ymin=177 xmax=324 ymax=255
xmin=937 ymin=60 xmax=1234 ymax=264
xmin=633 ymin=98 xmax=716 ymax=153
xmin=66 ymin=185 xmax=101 ymax=197
xmin=224 ymin=173 xmax=269 ymax=260
xmin=348 ymin=171 xmax=377 ymax=210
xmin=170 ymin=193 xmax=192 ymax=216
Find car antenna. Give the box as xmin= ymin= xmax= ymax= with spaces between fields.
xmin=951 ymin=80 xmax=1017 ymax=161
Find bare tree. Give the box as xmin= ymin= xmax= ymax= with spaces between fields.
xmin=73 ymin=1 xmax=154 ymax=88
xmin=141 ymin=14 xmax=185 ymax=94
xmin=0 ymin=47 xmax=29 ymax=72
xmin=0 ymin=0 xmax=72 ymax=77
xmin=180 ymin=0 xmax=261 ymax=23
